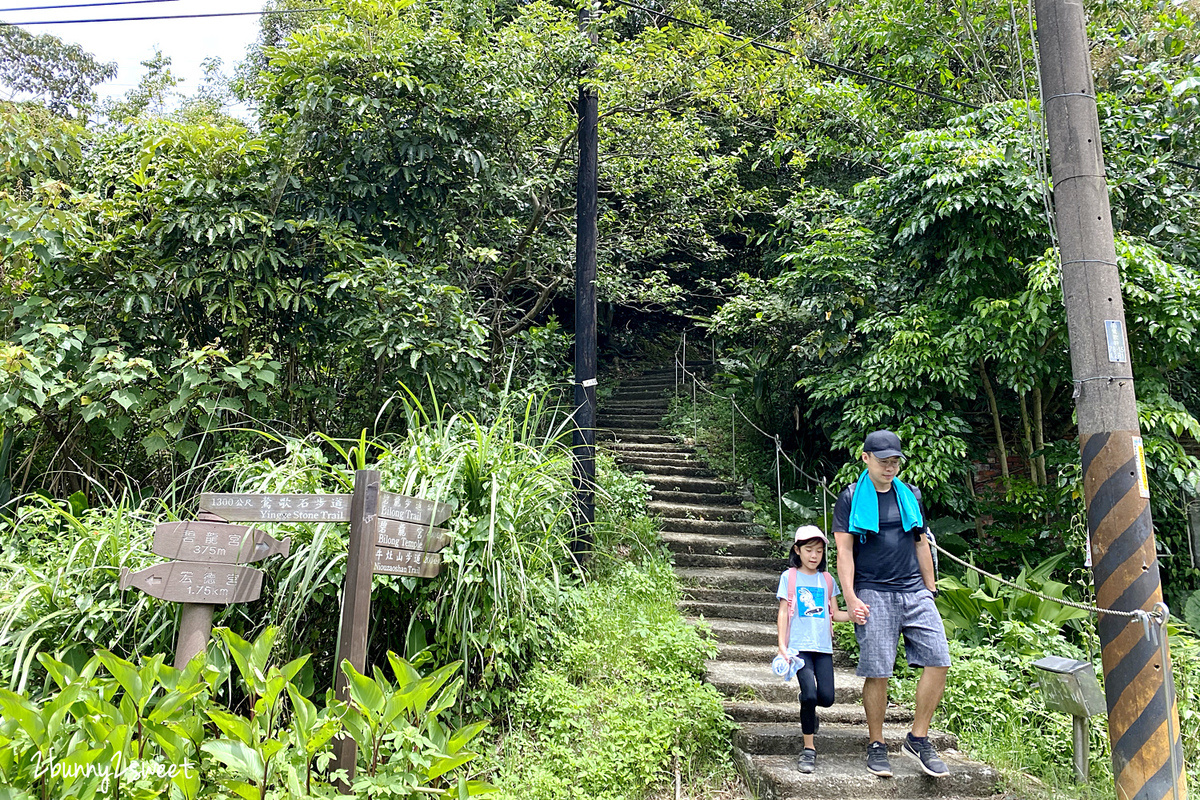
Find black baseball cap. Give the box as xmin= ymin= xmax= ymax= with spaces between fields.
xmin=863 ymin=430 xmax=904 ymax=459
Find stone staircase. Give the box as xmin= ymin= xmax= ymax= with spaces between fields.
xmin=599 ymin=365 xmax=1001 ymax=800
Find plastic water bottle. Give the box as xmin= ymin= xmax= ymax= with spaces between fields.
xmin=771 ymin=654 xmax=790 ymax=677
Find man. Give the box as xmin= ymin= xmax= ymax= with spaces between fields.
xmin=833 ymin=429 xmax=951 ymax=779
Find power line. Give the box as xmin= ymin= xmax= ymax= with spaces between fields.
xmin=0 ymin=8 xmax=327 ymax=25
xmin=606 ymin=0 xmax=980 ymax=110
xmin=687 ymin=0 xmax=824 ymax=80
xmin=0 ymin=0 xmax=176 ymax=13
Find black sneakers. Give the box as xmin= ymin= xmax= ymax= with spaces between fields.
xmin=902 ymin=733 xmax=949 ymax=777
xmin=797 ymin=748 xmax=817 ymax=774
xmin=866 ymin=740 xmax=893 ymax=777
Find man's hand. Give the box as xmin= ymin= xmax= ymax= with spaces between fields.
xmin=846 ymin=594 xmax=870 ymax=624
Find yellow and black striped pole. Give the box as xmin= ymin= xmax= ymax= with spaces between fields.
xmin=1035 ymin=2 xmax=1186 ymax=799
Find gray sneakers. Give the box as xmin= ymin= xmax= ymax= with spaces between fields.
xmin=866 ymin=740 xmax=893 ymax=777
xmin=797 ymin=748 xmax=817 ymax=774
xmin=902 ymin=733 xmax=949 ymax=777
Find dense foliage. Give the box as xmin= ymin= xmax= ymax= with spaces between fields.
xmin=6 ymin=0 xmax=1200 ymax=795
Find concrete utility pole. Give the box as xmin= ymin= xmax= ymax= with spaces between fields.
xmin=1034 ymin=3 xmax=1187 ymax=800
xmin=572 ymin=1 xmax=599 ymax=551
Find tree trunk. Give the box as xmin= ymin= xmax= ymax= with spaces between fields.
xmin=1032 ymin=385 xmax=1048 ymax=486
xmin=978 ymin=360 xmax=1009 ymax=481
xmin=1018 ymin=392 xmax=1037 ymax=483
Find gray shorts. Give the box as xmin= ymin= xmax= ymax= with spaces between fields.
xmin=854 ymin=587 xmax=950 ymax=677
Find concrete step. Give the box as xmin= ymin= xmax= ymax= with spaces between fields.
xmin=678 ymin=569 xmax=780 ymax=592
xmin=674 ymin=553 xmax=781 ymax=570
xmin=660 ymin=518 xmax=762 ymax=536
xmin=724 ymin=701 xmax=914 ymax=725
xmin=606 ymin=441 xmax=694 ymax=455
xmin=600 ymin=402 xmax=670 ymax=413
xmin=618 ymin=382 xmax=677 ymax=391
xmin=620 ymin=455 xmax=705 ymax=470
xmin=651 ymin=501 xmax=751 ymax=520
xmin=664 ymin=532 xmax=771 ymax=558
xmin=707 ymin=661 xmax=864 ymax=705
xmin=687 ymin=588 xmax=778 ymax=606
xmin=681 ymin=599 xmax=776 ymax=623
xmin=625 ymin=463 xmax=719 ymax=479
xmin=612 ymin=390 xmax=672 ymax=401
xmin=640 ymin=474 xmax=739 ymax=493
xmin=734 ymin=750 xmax=1000 ymax=800
xmin=690 ymin=617 xmax=778 ymax=645
xmin=652 ymin=488 xmax=745 ymax=506
xmin=598 ymin=416 xmax=664 ymax=430
xmin=735 ymin=723 xmax=957 ymax=757
xmin=716 ymin=643 xmax=856 ymax=670
xmin=599 ymin=432 xmax=680 ymax=445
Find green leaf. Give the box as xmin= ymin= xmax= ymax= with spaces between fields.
xmin=342 ymin=661 xmax=385 ymax=715
xmin=201 ymin=738 xmax=265 ymax=780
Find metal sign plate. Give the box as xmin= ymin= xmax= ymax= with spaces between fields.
xmin=199 ymin=493 xmax=352 ymax=523
xmin=153 ymin=522 xmax=291 ymax=564
xmin=375 ymin=517 xmax=450 ymax=553
xmin=372 ymin=546 xmax=441 ymax=578
xmin=379 ymin=492 xmax=452 ymax=526
xmin=120 ymin=562 xmax=264 ymax=603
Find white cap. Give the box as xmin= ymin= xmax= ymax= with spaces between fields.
xmin=793 ymin=525 xmax=828 ymax=545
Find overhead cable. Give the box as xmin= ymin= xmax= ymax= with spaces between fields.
xmin=1 ymin=8 xmax=327 ymax=24
xmin=0 ymin=0 xmax=176 ymax=13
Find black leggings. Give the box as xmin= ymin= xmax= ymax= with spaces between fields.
xmin=794 ymin=651 xmax=835 ymax=735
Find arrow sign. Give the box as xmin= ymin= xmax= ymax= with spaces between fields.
xmin=120 ymin=562 xmax=264 ymax=604
xmin=379 ymin=492 xmax=452 ymax=526
xmin=153 ymin=522 xmax=291 ymax=564
xmin=199 ymin=493 xmax=352 ymax=523
xmin=375 ymin=518 xmax=450 ymax=553
xmin=372 ymin=546 xmax=441 ymax=578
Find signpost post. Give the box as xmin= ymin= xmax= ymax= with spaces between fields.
xmin=328 ymin=472 xmax=453 ymax=781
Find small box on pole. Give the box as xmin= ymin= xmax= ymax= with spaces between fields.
xmin=1033 ymin=656 xmax=1105 ymax=781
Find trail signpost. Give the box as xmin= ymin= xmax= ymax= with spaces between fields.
xmin=121 ymin=518 xmax=291 ymax=668
xmin=321 ymin=471 xmax=453 ymax=782
xmin=121 ymin=473 xmax=451 ymax=781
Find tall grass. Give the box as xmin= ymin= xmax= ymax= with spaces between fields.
xmin=0 ymin=385 xmax=586 ymax=709
xmin=0 ymin=494 xmax=176 ymax=692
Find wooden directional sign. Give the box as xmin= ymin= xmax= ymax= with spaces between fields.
xmin=375 ymin=517 xmax=450 ymax=553
xmin=379 ymin=492 xmax=452 ymax=526
xmin=372 ymin=546 xmax=441 ymax=578
xmin=199 ymin=493 xmax=352 ymax=523
xmin=120 ymin=562 xmax=264 ymax=604
xmin=153 ymin=522 xmax=291 ymax=564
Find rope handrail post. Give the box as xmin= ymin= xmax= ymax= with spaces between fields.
xmin=774 ymin=435 xmax=784 ymax=539
xmin=730 ymin=393 xmax=736 ymax=482
xmin=692 ymin=371 xmax=698 ymax=443
xmin=821 ymin=476 xmax=828 ymax=529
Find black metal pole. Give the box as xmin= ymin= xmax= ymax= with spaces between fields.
xmin=572 ymin=3 xmax=598 ymax=554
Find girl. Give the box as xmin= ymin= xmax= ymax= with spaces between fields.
xmin=776 ymin=525 xmax=850 ymax=775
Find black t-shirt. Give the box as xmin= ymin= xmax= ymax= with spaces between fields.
xmin=832 ymin=482 xmax=926 ymax=593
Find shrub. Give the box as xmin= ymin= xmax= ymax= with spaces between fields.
xmin=490 ymin=561 xmax=733 ymax=800
xmin=0 ymin=627 xmax=494 ymax=799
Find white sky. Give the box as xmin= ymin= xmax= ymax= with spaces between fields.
xmin=5 ymin=0 xmax=266 ymax=109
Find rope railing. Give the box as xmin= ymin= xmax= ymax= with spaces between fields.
xmin=668 ymin=334 xmax=1171 ymax=636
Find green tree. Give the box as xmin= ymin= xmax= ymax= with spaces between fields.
xmin=0 ymin=25 xmax=115 ymax=116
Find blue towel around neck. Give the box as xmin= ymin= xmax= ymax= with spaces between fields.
xmin=848 ymin=469 xmax=923 ymax=539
